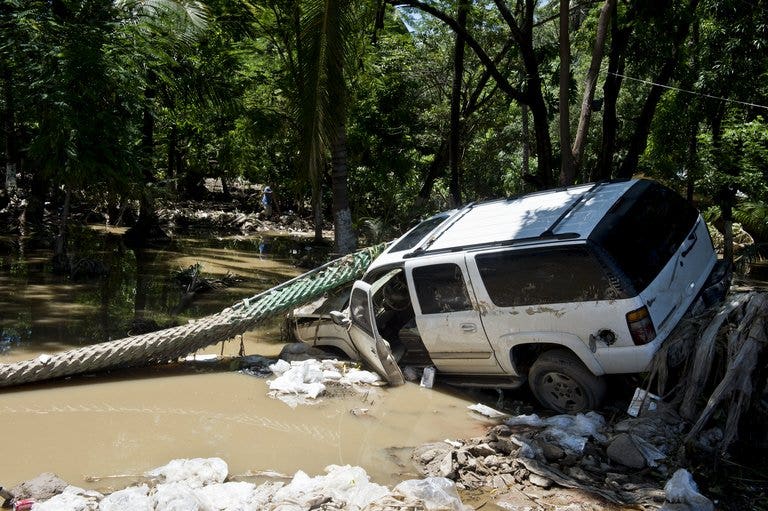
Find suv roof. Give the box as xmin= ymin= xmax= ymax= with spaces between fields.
xmin=369 ymin=180 xmax=636 ymax=271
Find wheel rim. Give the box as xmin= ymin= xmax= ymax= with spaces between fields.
xmin=539 ymin=371 xmax=588 ymax=412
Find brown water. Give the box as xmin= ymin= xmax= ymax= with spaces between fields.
xmin=0 ymin=227 xmax=490 ymax=492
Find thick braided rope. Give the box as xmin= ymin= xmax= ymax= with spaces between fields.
xmin=0 ymin=243 xmax=386 ymax=388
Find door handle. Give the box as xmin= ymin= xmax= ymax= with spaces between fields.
xmin=460 ymin=323 xmax=477 ymax=333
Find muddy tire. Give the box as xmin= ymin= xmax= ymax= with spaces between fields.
xmin=528 ymin=349 xmax=605 ymax=413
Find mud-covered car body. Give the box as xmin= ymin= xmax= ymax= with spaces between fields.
xmin=289 ymin=179 xmax=719 ymax=411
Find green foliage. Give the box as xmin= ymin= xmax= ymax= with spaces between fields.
xmin=2 ymin=0 xmax=767 ymax=251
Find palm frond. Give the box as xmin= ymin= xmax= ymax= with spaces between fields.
xmin=734 ymin=201 xmax=768 ymax=240
xmin=296 ymin=0 xmax=356 ymax=188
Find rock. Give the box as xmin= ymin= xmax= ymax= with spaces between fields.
xmin=565 ymin=466 xmax=592 ymax=482
xmin=606 ymin=433 xmax=646 ymax=469
xmin=528 ymin=473 xmax=552 ymax=488
xmin=483 ymin=455 xmax=510 ymax=472
xmin=279 ymin=342 xmax=337 ymax=362
xmin=468 ymin=443 xmax=497 ymax=457
xmin=541 ymin=442 xmax=566 ymax=461
xmin=10 ymin=473 xmax=68 ymax=501
xmin=488 ymin=439 xmax=515 ymax=455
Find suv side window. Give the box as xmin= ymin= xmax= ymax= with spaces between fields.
xmin=475 ymin=246 xmax=622 ymax=306
xmin=412 ymin=263 xmax=472 ymax=314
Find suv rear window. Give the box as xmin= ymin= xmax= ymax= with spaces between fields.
xmin=475 ymin=246 xmax=624 ymax=306
xmin=590 ymin=180 xmax=698 ymax=292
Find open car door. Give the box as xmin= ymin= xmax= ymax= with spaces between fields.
xmin=347 ymin=278 xmax=406 ymax=386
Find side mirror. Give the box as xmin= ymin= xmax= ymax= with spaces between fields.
xmin=330 ymin=310 xmax=351 ymax=328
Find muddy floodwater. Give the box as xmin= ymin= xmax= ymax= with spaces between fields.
xmin=0 ymin=226 xmax=490 ymax=492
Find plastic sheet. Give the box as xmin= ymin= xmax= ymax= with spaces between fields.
xmin=394 ymin=477 xmax=471 ymax=511
xmin=146 ymin=458 xmax=228 ymax=488
xmin=661 ymin=469 xmax=715 ymax=511
xmin=267 ymin=359 xmax=381 ymax=407
xmin=98 ymin=484 xmax=152 ymax=511
xmin=194 ymin=481 xmax=258 ymax=510
xmin=271 ymin=465 xmax=390 ymax=510
xmin=467 ymin=403 xmax=508 ymax=419
xmin=152 ymin=482 xmax=206 ymax=511
xmin=506 ymin=412 xmax=607 ymax=453
xmin=31 ymin=486 xmax=102 ymax=511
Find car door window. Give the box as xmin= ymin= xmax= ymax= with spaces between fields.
xmin=412 ymin=263 xmax=472 ymax=314
xmin=350 ymin=287 xmax=373 ymax=336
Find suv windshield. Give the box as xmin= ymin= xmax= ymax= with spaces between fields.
xmin=590 ymin=180 xmax=698 ymax=293
xmin=389 ymin=212 xmax=452 ymax=253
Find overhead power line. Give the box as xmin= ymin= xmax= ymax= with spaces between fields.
xmin=607 ymin=71 xmax=768 ymax=111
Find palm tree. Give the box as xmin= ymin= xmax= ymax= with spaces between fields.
xmin=297 ymin=0 xmax=357 ymax=253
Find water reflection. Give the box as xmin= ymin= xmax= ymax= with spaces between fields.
xmin=0 ymin=225 xmax=327 ymax=358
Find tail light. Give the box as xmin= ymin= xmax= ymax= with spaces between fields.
xmin=626 ymin=306 xmax=657 ymax=345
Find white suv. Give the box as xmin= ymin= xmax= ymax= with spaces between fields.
xmin=293 ymin=179 xmax=718 ymax=413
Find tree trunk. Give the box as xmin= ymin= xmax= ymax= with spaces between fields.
xmin=594 ymin=1 xmax=627 ymax=181
xmin=415 ymin=138 xmax=449 ymax=210
xmin=686 ymin=19 xmax=700 ymax=203
xmin=572 ymin=0 xmax=614 ymax=174
xmin=133 ymin=71 xmax=158 ymax=241
xmin=448 ymin=0 xmax=469 ymax=207
xmin=711 ymin=110 xmax=734 ymax=267
xmin=3 ymin=66 xmax=18 ymax=192
xmin=558 ymin=0 xmax=573 ymax=186
xmin=522 ymin=103 xmax=530 ymax=181
xmin=167 ymin=124 xmax=178 ymax=192
xmin=54 ymin=187 xmax=71 ymax=258
xmin=518 ymin=40 xmax=553 ymax=190
xmin=312 ymin=184 xmax=323 ymax=242
xmin=332 ymin=124 xmax=356 ymax=254
xmin=618 ymin=0 xmax=700 ymax=178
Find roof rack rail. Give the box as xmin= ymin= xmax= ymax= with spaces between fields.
xmin=402 ymin=231 xmax=581 ymax=258
xmin=539 ymin=181 xmax=606 ymax=237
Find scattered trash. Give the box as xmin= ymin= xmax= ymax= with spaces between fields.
xmin=420 ymin=366 xmax=436 ymax=388
xmin=627 ymin=387 xmax=661 ymax=417
xmin=12 ymin=498 xmax=35 ymax=511
xmin=661 ymin=469 xmax=714 ymax=511
xmin=505 ymin=412 xmax=606 ymax=454
xmin=16 ymin=458 xmax=473 ymax=511
xmin=394 ymin=477 xmax=471 ymax=511
xmin=468 ymin=403 xmax=508 ymax=419
xmin=266 ymin=358 xmax=382 ymax=407
xmin=145 ymin=458 xmax=228 ymax=489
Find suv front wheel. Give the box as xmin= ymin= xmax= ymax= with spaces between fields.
xmin=528 ymin=349 xmax=606 ymax=413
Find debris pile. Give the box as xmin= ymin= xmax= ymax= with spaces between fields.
xmin=157 ymin=205 xmax=317 ymax=236
xmin=265 ymin=358 xmax=383 ymax=408
xmin=413 ymin=405 xmax=715 ymax=510
xmin=8 ymin=458 xmax=470 ymax=511
xmin=649 ymin=290 xmax=768 ymax=453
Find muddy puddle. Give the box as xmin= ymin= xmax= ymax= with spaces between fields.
xmin=0 ymin=227 xmax=491 ymax=492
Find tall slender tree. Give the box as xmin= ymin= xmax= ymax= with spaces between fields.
xmin=297 ymin=0 xmax=357 ymax=252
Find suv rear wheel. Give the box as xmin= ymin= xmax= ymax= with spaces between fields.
xmin=528 ymin=349 xmax=606 ymax=413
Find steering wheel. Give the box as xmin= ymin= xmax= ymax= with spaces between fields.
xmin=382 ymin=277 xmax=410 ymax=311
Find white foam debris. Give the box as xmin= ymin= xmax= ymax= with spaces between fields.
xmin=28 ymin=458 xmax=469 ymax=511
xmin=266 ymin=359 xmax=382 ymax=407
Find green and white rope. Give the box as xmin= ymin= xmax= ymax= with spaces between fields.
xmin=0 ymin=243 xmax=386 ymax=388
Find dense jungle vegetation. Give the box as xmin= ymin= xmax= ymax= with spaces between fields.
xmin=1 ymin=0 xmax=767 ymax=259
